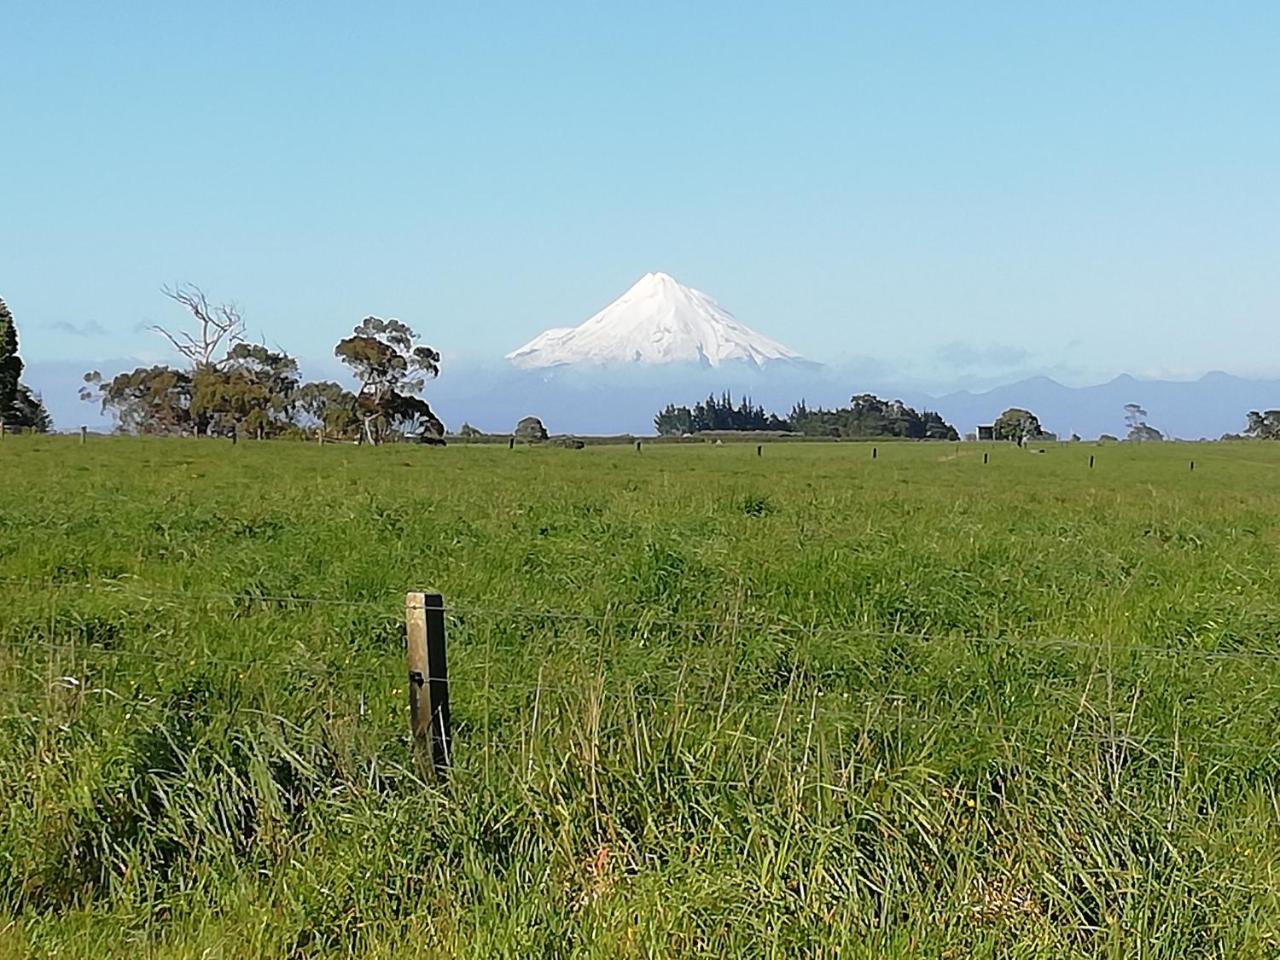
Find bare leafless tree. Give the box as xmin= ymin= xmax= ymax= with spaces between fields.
xmin=152 ymin=283 xmax=246 ymax=368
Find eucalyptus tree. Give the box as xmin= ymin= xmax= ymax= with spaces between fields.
xmin=334 ymin=317 xmax=441 ymax=444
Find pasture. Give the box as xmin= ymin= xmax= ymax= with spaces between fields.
xmin=2 ymin=436 xmax=1279 ymax=957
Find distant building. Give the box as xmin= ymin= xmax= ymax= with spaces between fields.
xmin=977 ymin=425 xmax=995 ymax=441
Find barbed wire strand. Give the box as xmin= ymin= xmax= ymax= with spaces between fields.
xmin=4 ymin=578 xmax=1278 ymax=836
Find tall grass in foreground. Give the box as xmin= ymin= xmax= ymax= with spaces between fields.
xmin=1 ymin=437 xmax=1279 ymax=957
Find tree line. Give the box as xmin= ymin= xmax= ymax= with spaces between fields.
xmin=657 ymin=395 xmax=1280 ymax=444
xmin=79 ymin=285 xmax=443 ymax=444
xmin=655 ymin=393 xmax=960 ymax=440
xmin=5 ymin=286 xmax=1280 ymax=444
xmin=653 ymin=394 xmax=790 ymax=435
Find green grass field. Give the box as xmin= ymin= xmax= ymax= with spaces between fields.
xmin=2 ymin=436 xmax=1280 ymax=957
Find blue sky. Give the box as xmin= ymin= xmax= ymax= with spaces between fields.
xmin=4 ymin=1 xmax=1278 ymax=418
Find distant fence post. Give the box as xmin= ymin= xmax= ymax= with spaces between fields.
xmin=983 ymin=452 xmax=989 ymax=465
xmin=1089 ymin=455 xmax=1095 ymax=469
xmin=0 ymin=419 xmax=5 ymax=440
xmin=636 ymin=440 xmax=642 ymax=453
xmin=872 ymin=446 xmax=877 ymax=460
xmin=509 ymin=437 xmax=515 ymax=450
xmin=406 ymin=591 xmax=452 ymax=779
xmin=756 ymin=444 xmax=762 ymax=457
xmin=1190 ymin=460 xmax=1195 ymax=472
xmin=80 ymin=426 xmax=87 ymax=445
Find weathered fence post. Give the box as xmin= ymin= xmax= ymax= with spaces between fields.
xmin=1190 ymin=460 xmax=1195 ymax=472
xmin=1089 ymin=455 xmax=1094 ymax=469
xmin=80 ymin=426 xmax=87 ymax=445
xmin=406 ymin=591 xmax=451 ymax=779
xmin=756 ymin=444 xmax=762 ymax=457
xmin=872 ymin=446 xmax=877 ymax=460
xmin=0 ymin=420 xmax=5 ymax=441
xmin=983 ymin=452 xmax=989 ymax=465
xmin=636 ymin=440 xmax=642 ymax=453
xmin=509 ymin=437 xmax=515 ymax=450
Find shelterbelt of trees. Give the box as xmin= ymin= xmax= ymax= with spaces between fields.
xmin=78 ymin=285 xmax=443 ymax=445
xmin=655 ymin=393 xmax=960 ymax=440
xmin=657 ymin=394 xmax=1280 ymax=444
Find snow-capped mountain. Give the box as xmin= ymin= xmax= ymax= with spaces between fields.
xmin=506 ymin=272 xmax=809 ymax=369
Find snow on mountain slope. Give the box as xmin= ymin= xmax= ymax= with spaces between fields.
xmin=506 ymin=272 xmax=808 ymax=369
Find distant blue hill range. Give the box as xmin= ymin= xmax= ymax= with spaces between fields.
xmin=928 ymin=372 xmax=1275 ymax=441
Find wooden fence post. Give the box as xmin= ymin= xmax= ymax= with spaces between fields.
xmin=80 ymin=426 xmax=87 ymax=445
xmin=872 ymin=446 xmax=877 ymax=460
xmin=509 ymin=437 xmax=515 ymax=450
xmin=1089 ymin=455 xmax=1095 ymax=469
xmin=756 ymin=444 xmax=762 ymax=457
xmin=406 ymin=591 xmax=451 ymax=778
xmin=0 ymin=420 xmax=5 ymax=440
xmin=983 ymin=452 xmax=989 ymax=465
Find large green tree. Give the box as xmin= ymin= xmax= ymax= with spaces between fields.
xmin=992 ymin=408 xmax=1048 ymax=445
xmin=82 ymin=366 xmax=194 ymax=435
xmin=192 ymin=343 xmax=300 ymax=439
xmin=0 ymin=297 xmax=21 ymax=420
xmin=514 ymin=415 xmax=548 ymax=442
xmin=1123 ymin=403 xmax=1163 ymax=442
xmin=0 ymin=296 xmax=52 ymax=432
xmin=335 ymin=317 xmax=442 ymax=445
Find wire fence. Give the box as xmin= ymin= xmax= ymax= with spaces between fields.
xmin=4 ymin=574 xmax=1279 ymax=661
xmin=4 ymin=574 xmax=1280 ymax=771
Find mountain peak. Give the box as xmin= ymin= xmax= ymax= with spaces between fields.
xmin=507 ymin=272 xmax=808 ymax=370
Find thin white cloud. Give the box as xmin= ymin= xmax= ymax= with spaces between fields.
xmin=49 ymin=320 xmax=108 ymax=337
